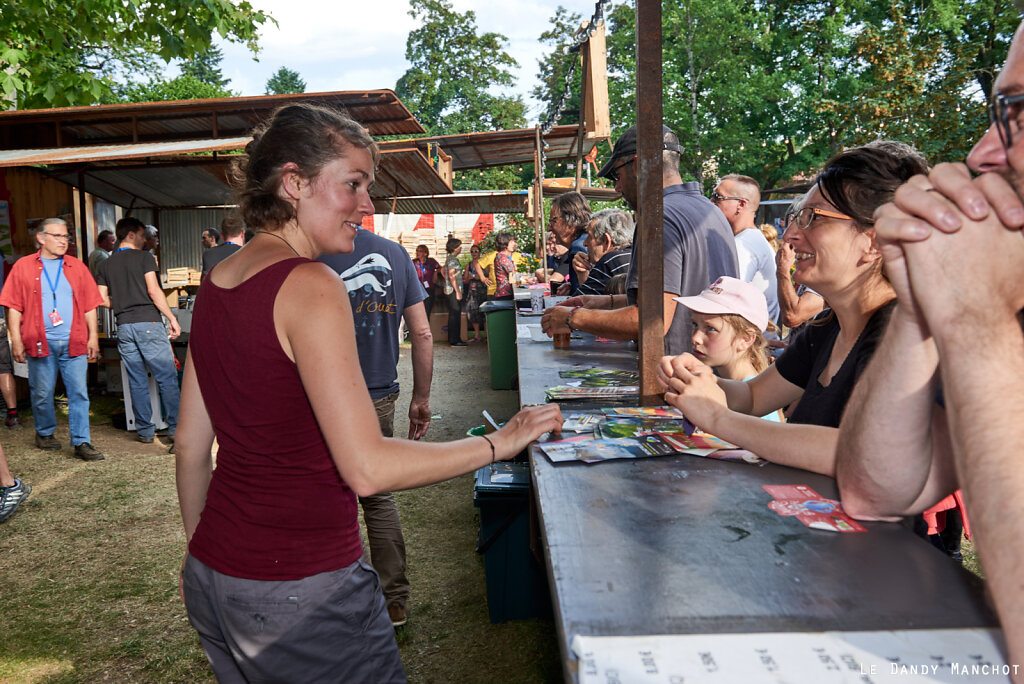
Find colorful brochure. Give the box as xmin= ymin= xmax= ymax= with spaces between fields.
xmin=762 ymin=485 xmax=867 ymax=533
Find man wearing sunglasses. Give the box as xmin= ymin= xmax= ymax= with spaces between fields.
xmin=542 ymin=124 xmax=738 ymax=355
xmin=711 ymin=174 xmax=780 ymax=326
xmin=0 ymin=218 xmax=104 ymax=461
xmin=836 ymin=20 xmax=1024 ymax=670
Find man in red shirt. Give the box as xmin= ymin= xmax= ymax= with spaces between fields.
xmin=0 ymin=218 xmax=104 ymax=460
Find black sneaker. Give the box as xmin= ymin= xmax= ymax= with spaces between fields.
xmin=5 ymin=413 xmax=22 ymax=430
xmin=74 ymin=443 xmax=104 ymax=461
xmin=34 ymin=433 xmax=62 ymax=450
xmin=0 ymin=478 xmax=31 ymax=522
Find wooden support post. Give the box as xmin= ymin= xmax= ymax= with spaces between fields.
xmin=636 ymin=0 xmax=664 ymax=406
xmin=76 ymin=172 xmax=89 ymax=257
xmin=584 ymin=20 xmax=610 ymax=141
xmin=535 ymin=126 xmax=547 ymax=273
xmin=575 ymin=28 xmax=589 ymax=192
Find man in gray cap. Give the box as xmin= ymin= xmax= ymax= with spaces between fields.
xmin=542 ymin=124 xmax=738 ymax=355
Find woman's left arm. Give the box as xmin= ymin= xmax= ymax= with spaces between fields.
xmin=661 ymin=356 xmax=839 ymax=476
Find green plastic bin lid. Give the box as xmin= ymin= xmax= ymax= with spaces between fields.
xmin=480 ymin=300 xmax=515 ymax=313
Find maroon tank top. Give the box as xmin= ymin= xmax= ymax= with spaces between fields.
xmin=187 ymin=258 xmax=362 ymax=580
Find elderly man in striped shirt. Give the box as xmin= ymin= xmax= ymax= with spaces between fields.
xmin=573 ymin=208 xmax=634 ymax=296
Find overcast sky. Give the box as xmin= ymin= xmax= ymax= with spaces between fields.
xmin=195 ymin=0 xmax=603 ymax=124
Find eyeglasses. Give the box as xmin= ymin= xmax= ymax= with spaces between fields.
xmin=710 ymin=191 xmax=746 ymax=204
xmin=606 ymin=157 xmax=635 ymax=183
xmin=989 ymin=91 xmax=1024 ymax=149
xmin=788 ymin=206 xmax=855 ymax=231
xmin=549 ymin=213 xmax=562 ymax=223
xmin=42 ymin=232 xmax=71 ymax=241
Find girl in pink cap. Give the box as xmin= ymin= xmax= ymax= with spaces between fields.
xmin=678 ymin=277 xmax=781 ymax=422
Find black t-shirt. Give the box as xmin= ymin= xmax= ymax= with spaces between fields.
xmin=202 ymin=242 xmax=242 ymax=278
xmin=774 ymin=300 xmax=895 ymax=428
xmin=97 ymin=249 xmax=161 ymax=324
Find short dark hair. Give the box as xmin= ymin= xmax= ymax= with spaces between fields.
xmin=446 ymin=236 xmax=462 ymax=253
xmin=220 ymin=214 xmax=244 ymax=238
xmin=97 ymin=229 xmax=114 ymax=244
xmin=551 ymin=192 xmax=591 ymax=238
xmin=203 ymin=228 xmax=221 ymax=242
xmin=817 ymin=143 xmax=929 ymax=229
xmin=115 ymin=216 xmax=146 ymax=243
xmin=493 ymin=231 xmax=514 ymax=252
xmin=231 ymin=102 xmax=380 ymax=230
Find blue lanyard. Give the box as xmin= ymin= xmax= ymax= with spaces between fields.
xmin=41 ymin=258 xmax=63 ymax=311
xmin=115 ymin=246 xmax=132 ymax=252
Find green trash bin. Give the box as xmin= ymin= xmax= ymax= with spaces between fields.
xmin=473 ymin=462 xmax=551 ymax=623
xmin=480 ymin=300 xmax=517 ymax=390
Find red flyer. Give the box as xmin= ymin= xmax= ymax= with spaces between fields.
xmin=762 ymin=484 xmax=867 ymax=533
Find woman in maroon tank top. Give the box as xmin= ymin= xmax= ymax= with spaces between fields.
xmin=174 ymin=103 xmax=562 ymax=683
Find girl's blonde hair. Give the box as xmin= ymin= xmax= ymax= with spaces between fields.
xmin=721 ymin=313 xmax=769 ymax=374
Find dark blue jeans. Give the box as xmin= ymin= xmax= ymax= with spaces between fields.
xmin=117 ymin=322 xmax=179 ymax=439
xmin=26 ymin=338 xmax=90 ymax=445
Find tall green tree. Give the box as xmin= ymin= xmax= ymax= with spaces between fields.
xmin=598 ymin=0 xmax=1018 ymax=192
xmin=265 ymin=66 xmax=307 ymax=95
xmin=180 ymin=47 xmax=230 ymax=88
xmin=0 ymin=0 xmax=272 ymax=109
xmin=396 ymin=0 xmax=526 ymax=135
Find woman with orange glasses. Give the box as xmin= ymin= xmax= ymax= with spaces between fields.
xmin=659 ymin=143 xmax=928 ymax=476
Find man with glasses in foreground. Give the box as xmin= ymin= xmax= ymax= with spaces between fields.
xmin=836 ymin=20 xmax=1024 ymax=670
xmin=0 ymin=218 xmax=104 ymax=460
xmin=542 ymin=124 xmax=738 ymax=354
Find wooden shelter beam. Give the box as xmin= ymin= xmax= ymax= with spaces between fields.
xmin=636 ymin=0 xmax=665 ymax=405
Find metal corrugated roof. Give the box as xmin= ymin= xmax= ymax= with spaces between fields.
xmin=379 ymin=125 xmax=607 ymax=170
xmin=372 ymin=147 xmax=452 ymax=199
xmin=0 ymin=90 xmax=423 ymax=149
xmin=51 ymin=164 xmax=234 ymax=208
xmin=372 ymin=191 xmax=530 ymax=215
xmin=11 ymin=137 xmax=450 ymax=208
xmin=0 ymin=137 xmax=250 ymax=167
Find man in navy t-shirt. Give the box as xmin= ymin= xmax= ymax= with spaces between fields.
xmin=319 ymin=229 xmax=433 ymax=628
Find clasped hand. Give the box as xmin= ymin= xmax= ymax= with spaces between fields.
xmin=874 ymin=163 xmax=1024 ymax=330
xmin=656 ymin=354 xmax=728 ymax=429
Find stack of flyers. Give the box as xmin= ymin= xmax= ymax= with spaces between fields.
xmin=558 ymin=369 xmax=640 ymax=387
xmin=660 ymin=432 xmax=737 ymax=451
xmin=545 ymin=385 xmax=639 ymax=400
xmin=541 ymin=433 xmax=681 ymax=463
xmin=601 ymin=406 xmax=694 ymax=436
xmin=597 ymin=417 xmax=694 ymax=439
xmin=562 ymin=413 xmax=602 ymax=433
xmin=602 ymin=406 xmax=685 ymax=418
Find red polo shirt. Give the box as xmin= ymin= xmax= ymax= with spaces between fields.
xmin=0 ymin=252 xmax=103 ymax=358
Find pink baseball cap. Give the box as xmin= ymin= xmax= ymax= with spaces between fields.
xmin=674 ymin=277 xmax=769 ymax=332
